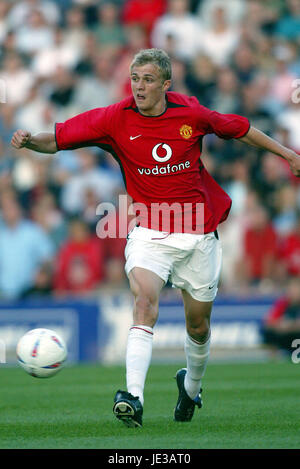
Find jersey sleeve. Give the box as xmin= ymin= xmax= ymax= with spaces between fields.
xmin=198 ymin=106 xmax=250 ymax=140
xmin=55 ymin=107 xmax=112 ymax=151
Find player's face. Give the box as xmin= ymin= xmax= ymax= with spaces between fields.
xmin=131 ymin=64 xmax=171 ymax=116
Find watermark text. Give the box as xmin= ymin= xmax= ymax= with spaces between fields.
xmin=291 ymin=338 xmax=300 ymax=364
xmin=95 ymin=195 xmax=205 ymax=238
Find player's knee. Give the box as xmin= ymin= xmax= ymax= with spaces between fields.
xmin=134 ymin=293 xmax=159 ymax=326
xmin=187 ymin=321 xmax=210 ymax=343
xmin=135 ymin=292 xmax=158 ymax=314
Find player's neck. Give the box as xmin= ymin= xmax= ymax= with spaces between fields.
xmin=138 ymin=97 xmax=167 ymax=117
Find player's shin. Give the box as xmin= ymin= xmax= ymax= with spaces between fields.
xmin=126 ymin=325 xmax=154 ymax=406
xmin=184 ymin=333 xmax=210 ymax=400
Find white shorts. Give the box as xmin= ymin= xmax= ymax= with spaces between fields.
xmin=124 ymin=226 xmax=222 ymax=302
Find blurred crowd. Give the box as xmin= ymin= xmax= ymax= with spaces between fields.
xmin=0 ymin=0 xmax=299 ymax=300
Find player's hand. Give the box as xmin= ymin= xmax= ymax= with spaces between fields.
xmin=287 ymin=150 xmax=300 ymax=177
xmin=11 ymin=129 xmax=32 ymax=149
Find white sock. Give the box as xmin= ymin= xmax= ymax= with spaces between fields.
xmin=184 ymin=333 xmax=210 ymax=400
xmin=126 ymin=325 xmax=153 ymax=406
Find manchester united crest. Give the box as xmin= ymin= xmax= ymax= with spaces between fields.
xmin=180 ymin=124 xmax=193 ymax=139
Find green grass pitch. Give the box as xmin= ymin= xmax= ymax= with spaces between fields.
xmin=0 ymin=361 xmax=299 ymax=449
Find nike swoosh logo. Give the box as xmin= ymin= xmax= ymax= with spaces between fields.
xmin=208 ymin=285 xmax=214 ymax=289
xmin=130 ymin=135 xmax=142 ymax=140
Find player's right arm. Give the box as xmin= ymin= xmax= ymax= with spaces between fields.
xmin=11 ymin=130 xmax=58 ymax=154
xmin=11 ymin=105 xmax=117 ymax=154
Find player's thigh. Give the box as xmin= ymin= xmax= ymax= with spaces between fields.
xmin=125 ymin=236 xmax=172 ymax=315
xmin=128 ymin=266 xmax=165 ymax=300
xmin=182 ymin=289 xmax=213 ymax=341
xmin=128 ymin=267 xmax=165 ymax=325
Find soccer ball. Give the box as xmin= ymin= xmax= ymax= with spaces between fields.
xmin=16 ymin=328 xmax=67 ymax=378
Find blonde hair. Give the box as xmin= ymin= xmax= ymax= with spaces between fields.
xmin=130 ymin=48 xmax=172 ymax=82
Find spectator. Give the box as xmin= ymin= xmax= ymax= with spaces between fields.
xmin=103 ymin=257 xmax=127 ymax=289
xmin=0 ymin=52 xmax=35 ymax=106
xmin=254 ymin=152 xmax=290 ymax=218
xmin=185 ymin=54 xmax=216 ymax=107
xmin=101 ymin=208 xmax=129 ymax=289
xmin=0 ymin=0 xmax=10 ymax=45
xmin=60 ymin=148 xmax=121 ymax=215
xmin=51 ymin=149 xmax=82 ymax=190
xmin=0 ymin=137 xmax=14 ymax=190
xmin=276 ymin=101 xmax=300 ymax=154
xmin=169 ymin=58 xmax=190 ymax=94
xmin=7 ymin=0 xmax=60 ymax=30
xmin=277 ymin=215 xmax=300 ymax=278
xmin=286 ymin=40 xmax=300 ymax=76
xmin=98 ymin=191 xmax=132 ymax=288
xmin=71 ymin=0 xmax=99 ymax=28
xmin=11 ymin=152 xmax=58 ymax=212
xmin=209 ymin=67 xmax=240 ymax=114
xmin=273 ymin=185 xmax=298 ymax=235
xmin=111 ymin=24 xmax=148 ymax=101
xmin=53 ymin=219 xmax=105 ymax=295
xmin=246 ymin=72 xmax=283 ymax=118
xmin=30 ymin=191 xmax=68 ymax=249
xmin=1 ymin=32 xmax=24 ymax=68
xmin=274 ymin=0 xmax=300 ymax=41
xmin=14 ymin=9 xmax=55 ymax=56
xmin=226 ymin=160 xmax=250 ymax=216
xmin=241 ymin=0 xmax=280 ymax=37
xmin=21 ymin=262 xmax=54 ymax=298
xmin=261 ymin=277 xmax=300 ymax=358
xmin=196 ymin=0 xmax=246 ymax=28
xmin=122 ymin=0 xmax=166 ymax=39
xmin=63 ymin=5 xmax=88 ymax=56
xmin=72 ymin=48 xmax=116 ymax=112
xmin=0 ymin=104 xmax=16 ymax=147
xmin=0 ymin=191 xmax=54 ymax=299
xmin=269 ymin=53 xmax=298 ymax=108
xmin=151 ymin=0 xmax=202 ymax=61
xmin=198 ymin=6 xmax=240 ymax=67
xmin=235 ymin=203 xmax=278 ymax=289
xmin=232 ymin=43 xmax=256 ymax=85
xmin=81 ymin=187 xmax=102 ymax=231
xmin=48 ymin=65 xmax=76 ymax=114
xmin=236 ymin=82 xmax=273 ymax=136
xmin=32 ymin=27 xmax=81 ymax=79
xmin=254 ymin=35 xmax=277 ymax=75
xmin=219 ymin=191 xmax=261 ymax=293
xmin=92 ymin=2 xmax=125 ymax=52
xmin=15 ymin=83 xmax=57 ymax=135
xmin=73 ymin=32 xmax=98 ymax=76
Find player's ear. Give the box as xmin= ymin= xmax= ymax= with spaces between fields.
xmin=163 ymin=80 xmax=171 ymax=92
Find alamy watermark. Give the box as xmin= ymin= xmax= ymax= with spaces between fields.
xmin=95 ymin=195 xmax=205 ymax=238
xmin=291 ymin=79 xmax=300 ymax=104
xmin=291 ymin=339 xmax=300 ymax=364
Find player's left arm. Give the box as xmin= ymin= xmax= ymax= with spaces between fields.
xmin=238 ymin=126 xmax=300 ymax=177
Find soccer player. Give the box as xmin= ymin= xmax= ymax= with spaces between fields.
xmin=11 ymin=49 xmax=300 ymax=428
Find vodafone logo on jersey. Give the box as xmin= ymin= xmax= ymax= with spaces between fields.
xmin=152 ymin=143 xmax=172 ymax=162
xmin=137 ymin=142 xmax=190 ymax=176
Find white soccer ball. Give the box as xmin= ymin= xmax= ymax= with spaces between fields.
xmin=16 ymin=328 xmax=67 ymax=378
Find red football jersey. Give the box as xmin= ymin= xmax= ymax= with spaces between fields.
xmin=55 ymin=92 xmax=250 ymax=234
